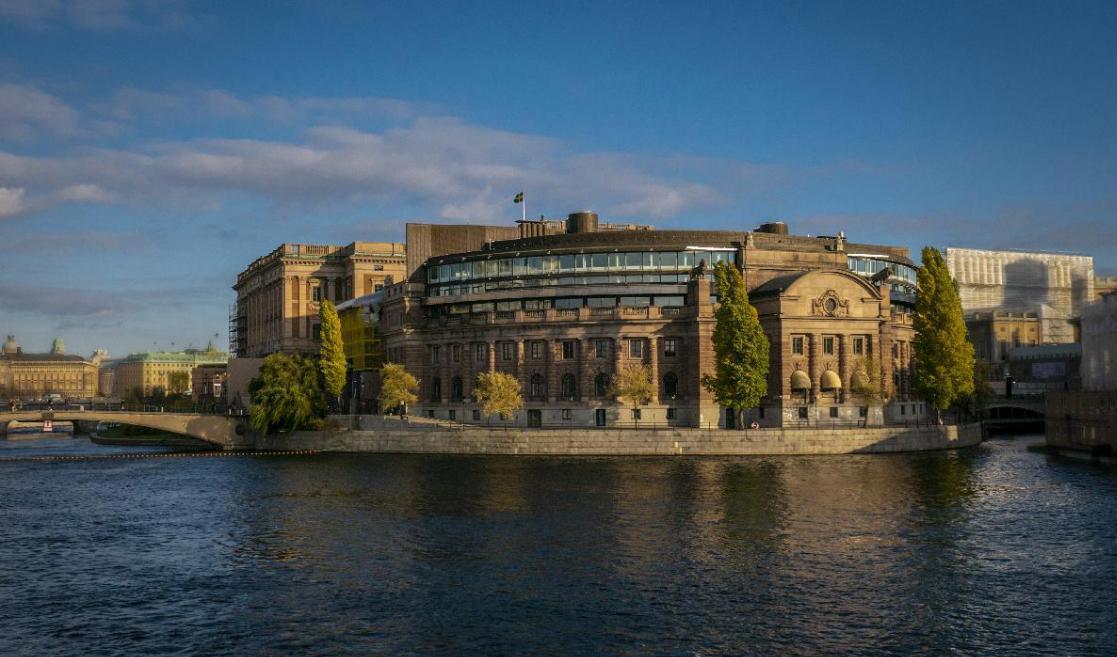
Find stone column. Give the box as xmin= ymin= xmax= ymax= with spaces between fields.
xmin=648 ymin=336 xmax=659 ymax=404
xmin=547 ymin=340 xmax=559 ymax=403
xmin=839 ymin=334 xmax=851 ymax=404
xmin=809 ymin=333 xmax=821 ymax=403
xmin=487 ymin=341 xmax=496 ymax=373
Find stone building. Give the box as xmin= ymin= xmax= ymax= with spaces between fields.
xmin=945 ymin=247 xmax=1095 ymax=345
xmin=114 ymin=345 xmax=228 ymax=398
xmin=370 ymin=213 xmax=924 ymax=428
xmin=0 ymin=335 xmax=105 ymax=400
xmin=232 ymin=241 xmax=406 ymax=357
xmin=191 ymin=363 xmax=228 ymax=403
xmin=966 ymin=311 xmax=1041 ymax=366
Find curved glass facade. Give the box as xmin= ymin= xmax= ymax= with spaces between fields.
xmin=427 ymin=249 xmax=735 ymax=298
xmin=847 ymin=255 xmax=918 ymax=307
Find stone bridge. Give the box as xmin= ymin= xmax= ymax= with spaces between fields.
xmin=0 ymin=411 xmax=251 ymax=449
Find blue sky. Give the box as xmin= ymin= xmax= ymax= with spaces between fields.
xmin=2 ymin=0 xmax=1116 ymax=357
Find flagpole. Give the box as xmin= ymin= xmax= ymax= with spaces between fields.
xmin=522 ymin=194 xmax=526 ymax=223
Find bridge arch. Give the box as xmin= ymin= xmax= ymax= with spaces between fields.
xmin=1 ymin=411 xmax=249 ymax=449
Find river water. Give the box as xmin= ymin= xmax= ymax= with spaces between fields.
xmin=1 ymin=436 xmax=1114 ymax=657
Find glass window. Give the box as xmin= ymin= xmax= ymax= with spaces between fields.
xmin=792 ymin=336 xmax=804 ymax=355
xmin=594 ymin=253 xmax=610 ymax=270
xmin=663 ymin=372 xmax=679 ymax=398
xmin=595 ymin=339 xmax=610 ymax=359
xmin=530 ymin=342 xmax=544 ymax=360
xmin=439 ymin=264 xmax=451 ymax=282
xmin=559 ymin=254 xmax=576 ymax=271
xmin=829 ymin=406 xmax=839 ymax=418
xmin=431 ymin=345 xmax=440 ymax=364
xmin=643 ymin=253 xmax=654 ymax=268
xmin=798 ymin=407 xmax=808 ymax=419
xmin=496 ymin=259 xmax=513 ymax=276
xmin=595 ymin=373 xmax=609 ymax=397
xmin=561 ymin=408 xmax=572 ymax=420
xmin=555 ymin=298 xmax=582 ymax=309
xmin=824 ymin=337 xmax=835 ymax=355
xmin=666 ymin=407 xmax=677 ymax=420
xmin=562 ymin=341 xmax=575 ymax=359
xmin=587 ymin=297 xmax=616 ymax=308
xmin=679 ymin=251 xmax=695 ymax=268
xmin=527 ymin=256 xmax=543 ymax=273
xmin=452 ymin=344 xmax=461 ymax=362
xmin=656 ymin=252 xmax=677 ymax=269
xmin=655 ymin=296 xmax=686 ymax=307
xmin=664 ymin=338 xmax=678 ymax=357
xmin=475 ymin=343 xmax=487 ymax=362
xmin=501 ymin=343 xmax=514 ymax=361
xmin=625 ymin=252 xmax=642 ymax=269
xmin=629 ymin=339 xmax=643 ymax=358
xmin=853 ymin=337 xmax=864 ymax=355
xmin=619 ymin=296 xmax=651 ymax=307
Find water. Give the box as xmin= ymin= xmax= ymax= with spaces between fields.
xmin=1 ymin=436 xmax=1115 ymax=657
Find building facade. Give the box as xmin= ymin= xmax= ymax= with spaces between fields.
xmin=945 ymin=247 xmax=1095 ymax=345
xmin=965 ymin=311 xmax=1041 ymax=365
xmin=191 ymin=364 xmax=228 ymax=403
xmin=0 ymin=335 xmax=105 ymax=400
xmin=114 ymin=346 xmax=228 ymax=398
xmin=232 ymin=241 xmax=406 ymax=357
xmin=369 ymin=213 xmax=924 ymax=428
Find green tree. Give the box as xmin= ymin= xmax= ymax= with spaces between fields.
xmin=474 ymin=371 xmax=523 ymax=428
xmin=248 ymin=353 xmax=326 ymax=434
xmin=379 ymin=363 xmax=419 ymax=416
xmin=318 ymin=299 xmax=348 ymax=409
xmin=852 ymin=354 xmax=889 ymax=404
xmin=912 ymin=247 xmax=975 ymax=420
xmin=954 ymin=359 xmax=995 ymax=420
xmin=702 ymin=261 xmax=770 ymax=429
xmin=167 ymin=371 xmax=190 ymax=395
xmin=611 ymin=362 xmax=655 ymax=428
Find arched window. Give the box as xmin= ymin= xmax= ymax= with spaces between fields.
xmin=561 ymin=373 xmax=576 ymax=400
xmin=431 ymin=377 xmax=442 ymax=401
xmin=451 ymin=376 xmax=463 ymax=401
xmin=595 ymin=373 xmax=610 ymax=398
xmin=663 ymin=372 xmax=678 ymax=399
xmin=530 ymin=374 xmax=546 ymax=400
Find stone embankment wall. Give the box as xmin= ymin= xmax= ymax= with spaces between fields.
xmin=257 ymin=421 xmax=982 ymax=456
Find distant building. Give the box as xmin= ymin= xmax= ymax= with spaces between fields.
xmin=1081 ymin=293 xmax=1117 ymax=391
xmin=1095 ymin=276 xmax=1117 ymax=301
xmin=944 ymin=247 xmax=1095 ymax=345
xmin=232 ymin=241 xmax=406 ymax=357
xmin=1005 ymin=343 xmax=1081 ymax=394
xmin=1047 ymin=294 xmax=1117 ymax=454
xmin=191 ymin=363 xmax=228 ymax=403
xmin=114 ymin=344 xmax=228 ymax=398
xmin=966 ymin=311 xmax=1041 ymax=365
xmin=0 ymin=335 xmax=106 ymax=400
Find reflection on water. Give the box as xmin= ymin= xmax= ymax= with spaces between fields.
xmin=0 ymin=438 xmax=1114 ymax=656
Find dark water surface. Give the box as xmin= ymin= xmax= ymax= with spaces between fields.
xmin=1 ymin=436 xmax=1115 ymax=656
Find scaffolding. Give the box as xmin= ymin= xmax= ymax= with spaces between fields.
xmin=228 ymin=302 xmax=246 ymax=358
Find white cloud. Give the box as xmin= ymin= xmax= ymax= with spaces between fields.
xmin=0 ymin=83 xmax=79 ymax=140
xmin=0 ymin=186 xmax=27 ymax=217
xmin=0 ymin=0 xmax=195 ymax=31
xmin=56 ymin=183 xmax=113 ymax=203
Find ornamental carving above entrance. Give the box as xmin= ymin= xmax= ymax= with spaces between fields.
xmin=812 ymin=290 xmax=850 ymax=317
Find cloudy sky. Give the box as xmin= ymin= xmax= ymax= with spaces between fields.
xmin=2 ymin=0 xmax=1116 ymax=357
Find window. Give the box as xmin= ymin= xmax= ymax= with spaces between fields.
xmin=853 ymin=337 xmax=864 ymax=355
xmin=530 ymin=374 xmax=546 ymax=399
xmin=798 ymin=407 xmax=808 ymax=420
xmin=472 ymin=409 xmax=481 ymax=421
xmin=431 ymin=345 xmax=440 ymax=364
xmin=426 ymin=410 xmax=435 ymax=419
xmin=451 ymin=376 xmax=463 ymax=401
xmin=595 ymin=373 xmax=610 ymax=398
xmin=632 ymin=409 xmax=641 ymax=421
xmin=562 ymin=341 xmax=575 ymax=360
xmin=595 ymin=408 xmax=607 ymax=426
xmin=629 ymin=339 xmax=643 ymax=359
xmin=475 ymin=343 xmax=487 ymax=362
xmin=823 ymin=337 xmax=835 ymax=355
xmin=312 ymin=286 xmax=322 ymax=302
xmin=449 ymin=409 xmax=456 ymax=421
xmin=431 ymin=377 xmax=441 ymax=401
xmin=502 ymin=343 xmax=514 ymax=361
xmin=893 ymin=343 xmax=900 ymax=358
xmin=663 ymin=372 xmax=679 ymax=399
xmin=664 ymin=338 xmax=678 ymax=357
xmin=792 ymin=336 xmax=804 ymax=355
xmin=595 ymin=339 xmax=610 ymax=359
xmin=901 ymin=404 xmax=906 ymax=415
xmin=374 ymin=264 xmax=384 ymax=271
xmin=561 ymin=374 xmax=576 ymax=400
xmin=829 ymin=407 xmax=839 ymax=418
xmin=530 ymin=342 xmax=544 ymax=360
xmin=666 ymin=407 xmax=677 ymax=420
xmin=859 ymin=406 xmax=868 ymax=418
xmin=452 ymin=344 xmax=461 ymax=363
xmin=561 ymin=408 xmax=572 ymax=421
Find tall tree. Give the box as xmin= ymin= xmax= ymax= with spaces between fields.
xmin=474 ymin=371 xmax=523 ymax=428
xmin=912 ymin=247 xmax=975 ymax=420
xmin=611 ymin=362 xmax=654 ymax=428
xmin=702 ymin=260 xmax=770 ymax=429
xmin=379 ymin=363 xmax=419 ymax=416
xmin=248 ymin=353 xmax=326 ymax=435
xmin=318 ymin=299 xmax=347 ymax=409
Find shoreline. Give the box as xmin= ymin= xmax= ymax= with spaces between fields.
xmin=256 ymin=422 xmax=983 ymax=456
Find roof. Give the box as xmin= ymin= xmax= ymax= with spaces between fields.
xmin=749 ymin=272 xmax=809 ymax=297
xmin=119 ymin=349 xmax=228 ymax=365
xmin=1 ymin=352 xmax=91 ymax=363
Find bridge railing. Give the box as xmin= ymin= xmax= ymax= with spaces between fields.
xmin=4 ymin=401 xmax=247 ymax=416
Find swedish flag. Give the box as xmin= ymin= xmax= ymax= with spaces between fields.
xmin=513 ymin=192 xmax=524 ymax=204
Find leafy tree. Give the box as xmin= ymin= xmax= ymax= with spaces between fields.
xmin=611 ymin=362 xmax=654 ymax=428
xmin=248 ymin=353 xmax=326 ymax=434
xmin=852 ymin=354 xmax=889 ymax=404
xmin=167 ymin=371 xmax=190 ymax=395
xmin=954 ymin=359 xmax=995 ymax=420
xmin=912 ymin=247 xmax=975 ymax=420
xmin=702 ymin=261 xmax=770 ymax=429
xmin=318 ymin=299 xmax=348 ymax=409
xmin=474 ymin=371 xmax=523 ymax=428
xmin=379 ymin=363 xmax=419 ymax=416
